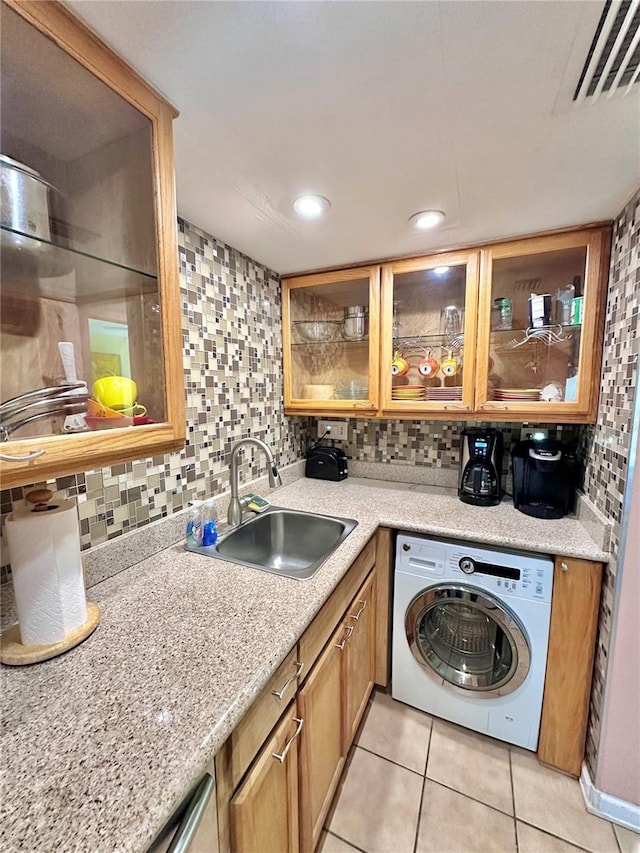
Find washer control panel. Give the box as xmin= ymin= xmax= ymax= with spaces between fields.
xmin=396 ymin=533 xmax=553 ymax=603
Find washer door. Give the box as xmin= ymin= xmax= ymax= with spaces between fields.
xmin=405 ymin=584 xmax=531 ymax=697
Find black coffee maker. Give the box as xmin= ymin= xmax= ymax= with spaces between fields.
xmin=458 ymin=428 xmax=503 ymax=506
xmin=511 ymin=438 xmax=578 ymax=519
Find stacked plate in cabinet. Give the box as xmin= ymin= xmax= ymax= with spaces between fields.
xmin=426 ymin=386 xmax=463 ymax=402
xmin=392 ymin=385 xmax=426 ymax=401
xmin=493 ymin=388 xmax=541 ymax=402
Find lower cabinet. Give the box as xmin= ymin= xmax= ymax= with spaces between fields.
xmin=230 ymin=704 xmax=301 ymax=853
xmin=298 ymin=622 xmax=347 ymax=852
xmin=215 ymin=535 xmax=379 ymax=853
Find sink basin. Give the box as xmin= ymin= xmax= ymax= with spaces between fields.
xmin=187 ymin=507 xmax=358 ymax=580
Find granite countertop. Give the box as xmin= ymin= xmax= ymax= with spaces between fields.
xmin=0 ymin=477 xmax=607 ymax=853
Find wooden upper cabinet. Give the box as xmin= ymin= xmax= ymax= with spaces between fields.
xmin=380 ymin=250 xmax=480 ymax=416
xmin=282 ymin=266 xmax=380 ymax=416
xmin=283 ymin=226 xmax=610 ymax=423
xmin=474 ymin=228 xmax=610 ymax=423
xmin=0 ymin=1 xmax=184 ymax=487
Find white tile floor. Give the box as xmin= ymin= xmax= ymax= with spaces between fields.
xmin=320 ymin=690 xmax=639 ymax=853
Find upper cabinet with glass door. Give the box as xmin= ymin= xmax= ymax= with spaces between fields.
xmin=0 ymin=1 xmax=184 ymax=487
xmin=474 ymin=229 xmax=609 ymax=422
xmin=283 ymin=267 xmax=380 ymax=414
xmin=380 ymin=251 xmax=479 ymax=416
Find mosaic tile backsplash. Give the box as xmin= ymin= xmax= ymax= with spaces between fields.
xmin=1 ymin=218 xmax=312 ymax=573
xmin=582 ymin=189 xmax=640 ymax=777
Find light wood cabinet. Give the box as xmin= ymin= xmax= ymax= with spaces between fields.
xmin=0 ymin=1 xmax=184 ymax=487
xmin=282 ymin=225 xmax=610 ymax=423
xmin=298 ymin=622 xmax=348 ymax=853
xmin=343 ymin=572 xmax=376 ymax=746
xmin=230 ymin=705 xmax=301 ymax=853
xmin=215 ymin=534 xmax=382 ymax=853
xmin=538 ymin=556 xmax=603 ymax=776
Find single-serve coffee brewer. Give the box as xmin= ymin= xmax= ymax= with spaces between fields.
xmin=458 ymin=428 xmax=503 ymax=506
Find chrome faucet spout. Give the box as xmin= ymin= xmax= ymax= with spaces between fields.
xmin=228 ymin=438 xmax=281 ymax=527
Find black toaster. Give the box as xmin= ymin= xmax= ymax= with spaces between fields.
xmin=305 ymin=446 xmax=348 ymax=481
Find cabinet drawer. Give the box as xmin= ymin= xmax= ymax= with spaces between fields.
xmin=299 ymin=535 xmax=376 ymax=675
xmin=224 ymin=647 xmax=302 ymax=791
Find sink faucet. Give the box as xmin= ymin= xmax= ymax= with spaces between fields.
xmin=228 ymin=437 xmax=282 ymax=527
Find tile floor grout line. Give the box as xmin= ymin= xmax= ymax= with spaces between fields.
xmin=412 ymin=720 xmax=434 ymax=853
xmin=324 ymin=829 xmax=368 ymax=853
xmin=509 ymin=749 xmax=519 ymax=853
xmin=424 ymin=776 xmax=516 ymax=820
xmin=355 ymin=743 xmax=425 ymax=779
xmin=515 ymin=817 xmax=605 ymax=853
xmin=612 ymin=823 xmax=624 ymax=853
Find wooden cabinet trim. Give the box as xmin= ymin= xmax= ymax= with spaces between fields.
xmin=374 ymin=528 xmax=392 ymax=687
xmin=538 ymin=556 xmax=603 ymax=777
xmin=298 ymin=534 xmax=376 ymax=674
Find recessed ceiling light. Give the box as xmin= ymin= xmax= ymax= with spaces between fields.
xmin=293 ymin=194 xmax=331 ymax=218
xmin=409 ymin=210 xmax=446 ymax=230
xmin=434 ymin=266 xmax=450 ymax=275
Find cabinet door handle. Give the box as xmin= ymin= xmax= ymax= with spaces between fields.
xmin=167 ymin=772 xmax=215 ymax=853
xmin=561 ymin=561 xmax=569 ymax=572
xmin=444 ymin=404 xmax=470 ymax=410
xmin=272 ymin=717 xmax=304 ymax=763
xmin=271 ymin=661 xmax=304 ymax=699
xmin=354 ymin=402 xmax=375 ymax=408
xmin=0 ymin=448 xmax=46 ymax=462
xmin=479 ymin=403 xmax=508 ymax=410
xmin=335 ymin=625 xmax=354 ymax=650
xmin=350 ymin=599 xmax=368 ymax=620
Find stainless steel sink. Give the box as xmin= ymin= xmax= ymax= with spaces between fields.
xmin=186 ymin=507 xmax=358 ymax=580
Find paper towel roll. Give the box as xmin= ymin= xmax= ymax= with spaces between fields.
xmin=5 ymin=499 xmax=87 ymax=646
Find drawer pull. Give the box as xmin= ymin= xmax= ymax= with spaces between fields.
xmin=271 ymin=661 xmax=304 ymax=699
xmin=335 ymin=625 xmax=354 ymax=650
xmin=350 ymin=599 xmax=368 ymax=620
xmin=272 ymin=717 xmax=304 ymax=763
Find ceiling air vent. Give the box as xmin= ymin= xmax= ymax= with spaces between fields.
xmin=574 ymin=0 xmax=640 ymax=102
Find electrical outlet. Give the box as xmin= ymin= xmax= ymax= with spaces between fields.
xmin=318 ymin=420 xmax=349 ymax=441
xmin=520 ymin=427 xmax=549 ymax=441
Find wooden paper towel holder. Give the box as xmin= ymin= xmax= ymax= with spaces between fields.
xmin=1 ymin=489 xmax=100 ymax=666
xmin=0 ymin=602 xmax=101 ymax=666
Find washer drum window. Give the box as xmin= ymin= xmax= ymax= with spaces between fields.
xmin=405 ymin=584 xmax=531 ymax=697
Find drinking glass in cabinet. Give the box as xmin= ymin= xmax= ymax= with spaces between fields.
xmin=485 ymin=246 xmax=587 ymax=404
xmin=288 ymin=275 xmax=371 ymax=402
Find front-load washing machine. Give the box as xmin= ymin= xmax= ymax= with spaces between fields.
xmin=392 ymin=532 xmax=553 ymax=750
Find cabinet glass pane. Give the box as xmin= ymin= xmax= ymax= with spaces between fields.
xmin=1 ymin=5 xmax=165 ymax=439
xmin=290 ymin=278 xmax=370 ymax=401
xmin=390 ymin=264 xmax=467 ymax=404
xmin=487 ymin=247 xmax=586 ymax=404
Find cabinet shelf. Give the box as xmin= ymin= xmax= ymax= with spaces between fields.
xmin=291 ymin=337 xmax=369 ymax=348
xmin=1 ymin=225 xmax=158 ymax=304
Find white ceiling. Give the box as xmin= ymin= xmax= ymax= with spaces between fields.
xmin=66 ymin=1 xmax=640 ymax=275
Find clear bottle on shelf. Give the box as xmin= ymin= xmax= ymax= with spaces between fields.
xmin=186 ymin=500 xmax=203 ymax=548
xmin=202 ymin=497 xmax=218 ymax=546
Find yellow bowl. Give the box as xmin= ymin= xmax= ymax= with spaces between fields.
xmin=92 ymin=376 xmax=137 ymax=410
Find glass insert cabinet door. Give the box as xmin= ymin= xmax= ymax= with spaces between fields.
xmin=475 ymin=230 xmax=609 ymax=418
xmin=380 ymin=251 xmax=479 ymax=413
xmin=0 ymin=2 xmax=175 ymax=447
xmin=283 ymin=267 xmax=380 ymax=412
